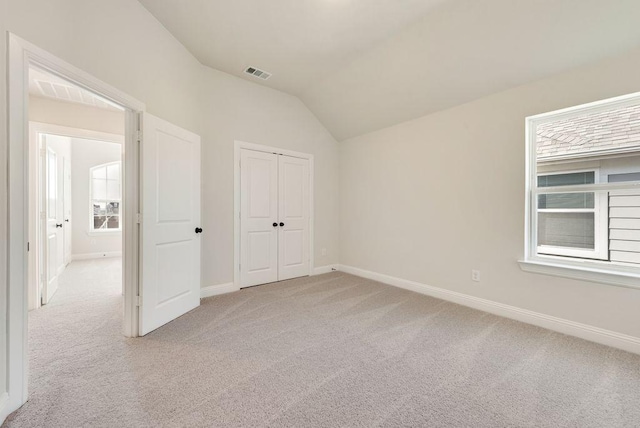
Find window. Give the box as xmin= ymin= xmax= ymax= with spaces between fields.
xmin=536 ymin=170 xmax=608 ymax=260
xmin=522 ymin=93 xmax=640 ymax=287
xmin=90 ymin=162 xmax=121 ymax=232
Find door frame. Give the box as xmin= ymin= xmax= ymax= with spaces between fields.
xmin=233 ymin=140 xmax=315 ymax=288
xmin=5 ymin=33 xmax=145 ymax=419
xmin=28 ymin=122 xmax=124 ymax=311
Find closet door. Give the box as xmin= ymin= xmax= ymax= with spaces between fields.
xmin=278 ymin=155 xmax=310 ymax=281
xmin=240 ymin=149 xmax=279 ymax=287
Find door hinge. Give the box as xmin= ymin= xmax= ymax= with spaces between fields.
xmin=136 ymin=295 xmax=142 ymax=306
xmin=136 ymin=213 xmax=142 ymax=224
xmin=136 ymin=130 xmax=142 ymax=143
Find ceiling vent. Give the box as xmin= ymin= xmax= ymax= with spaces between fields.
xmin=245 ymin=66 xmax=272 ymax=80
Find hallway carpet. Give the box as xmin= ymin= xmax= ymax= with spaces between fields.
xmin=5 ymin=260 xmax=640 ymax=427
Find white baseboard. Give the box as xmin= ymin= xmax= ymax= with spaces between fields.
xmin=312 ymin=264 xmax=339 ymax=275
xmin=338 ymin=264 xmax=640 ymax=355
xmin=72 ymin=251 xmax=122 ymax=261
xmin=201 ymin=282 xmax=239 ymax=298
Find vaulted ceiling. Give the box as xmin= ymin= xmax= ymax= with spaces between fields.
xmin=139 ymin=0 xmax=640 ymax=141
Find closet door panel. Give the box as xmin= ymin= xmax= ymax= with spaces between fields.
xmin=278 ymin=155 xmax=310 ymax=281
xmin=240 ymin=150 xmax=279 ymax=287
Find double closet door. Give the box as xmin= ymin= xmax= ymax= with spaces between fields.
xmin=240 ymin=149 xmax=310 ymax=288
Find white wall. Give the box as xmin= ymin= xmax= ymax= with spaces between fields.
xmin=71 ymin=138 xmax=122 ymax=258
xmin=340 ymin=47 xmax=640 ymax=339
xmin=199 ymin=67 xmax=340 ymax=286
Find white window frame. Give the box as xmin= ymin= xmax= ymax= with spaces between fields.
xmin=520 ymin=92 xmax=640 ymax=289
xmin=89 ymin=161 xmax=122 ymax=234
xmin=536 ymin=168 xmax=609 ymax=260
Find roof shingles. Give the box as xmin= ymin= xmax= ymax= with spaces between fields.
xmin=537 ymin=104 xmax=640 ymax=160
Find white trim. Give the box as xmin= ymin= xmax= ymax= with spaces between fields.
xmin=6 ymin=33 xmax=144 ymax=420
xmin=200 ymin=283 xmax=239 ymax=298
xmin=233 ymin=140 xmax=315 ymax=288
xmin=312 ymin=264 xmax=338 ymax=275
xmin=200 ymin=265 xmax=339 ymax=299
xmin=29 ymin=122 xmax=124 ymax=145
xmin=87 ymin=230 xmax=121 ymax=237
xmin=0 ymin=393 xmax=9 ymax=423
xmin=338 ymin=265 xmax=640 ymax=355
xmin=71 ymin=251 xmax=122 ymax=261
xmin=518 ymin=259 xmax=640 ymax=290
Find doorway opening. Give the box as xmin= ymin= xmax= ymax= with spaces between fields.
xmin=24 ymin=66 xmax=130 ymax=398
xmin=5 ymin=34 xmax=144 ymax=417
xmin=28 ymin=67 xmax=126 ymax=311
xmin=6 ymin=34 xmax=203 ymax=420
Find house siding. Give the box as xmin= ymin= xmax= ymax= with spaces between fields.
xmin=609 ymin=190 xmax=640 ymax=264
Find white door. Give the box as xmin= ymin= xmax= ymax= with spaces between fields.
xmin=278 ymin=155 xmax=310 ymax=281
xmin=42 ymin=141 xmax=61 ymax=304
xmin=240 ymin=149 xmax=279 ymax=287
xmin=239 ymin=149 xmax=310 ymax=287
xmin=63 ymin=157 xmax=72 ymax=265
xmin=140 ymin=113 xmax=201 ymax=336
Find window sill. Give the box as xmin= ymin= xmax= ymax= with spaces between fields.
xmin=518 ymin=258 xmax=640 ymax=290
xmin=87 ymin=230 xmax=122 ymax=237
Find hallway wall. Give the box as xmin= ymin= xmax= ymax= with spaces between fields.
xmin=29 ymin=96 xmax=125 ymax=135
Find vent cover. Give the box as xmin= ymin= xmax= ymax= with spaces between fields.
xmin=245 ymin=66 xmax=272 ymax=80
xmin=35 ymin=79 xmax=118 ymax=111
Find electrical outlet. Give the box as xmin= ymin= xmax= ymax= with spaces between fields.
xmin=471 ymin=269 xmax=481 ymax=282
xmin=321 ymin=248 xmax=327 ymax=256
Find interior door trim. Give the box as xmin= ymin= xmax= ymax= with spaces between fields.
xmin=233 ymin=140 xmax=314 ymax=289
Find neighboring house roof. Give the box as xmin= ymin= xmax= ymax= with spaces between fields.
xmin=537 ymin=104 xmax=640 ymax=161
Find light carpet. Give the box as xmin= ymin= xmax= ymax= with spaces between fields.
xmin=5 ymin=258 xmax=640 ymax=427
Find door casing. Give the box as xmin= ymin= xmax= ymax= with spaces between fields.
xmin=234 ymin=140 xmax=315 ymax=288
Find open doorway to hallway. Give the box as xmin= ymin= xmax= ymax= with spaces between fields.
xmin=27 ymin=65 xmax=126 ymax=336
xmin=5 ymin=35 xmax=202 ymax=419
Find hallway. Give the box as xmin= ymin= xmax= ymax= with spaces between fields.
xmin=10 ymin=258 xmax=124 ymax=426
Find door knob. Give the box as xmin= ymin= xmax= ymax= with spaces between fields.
xmin=195 ymin=227 xmax=203 ymax=233
xmin=279 ymin=222 xmax=284 ymax=227
xmin=273 ymin=223 xmax=278 ymax=227
xmin=56 ymin=223 xmax=63 ymax=228
xmin=65 ymin=219 xmax=69 ymax=222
